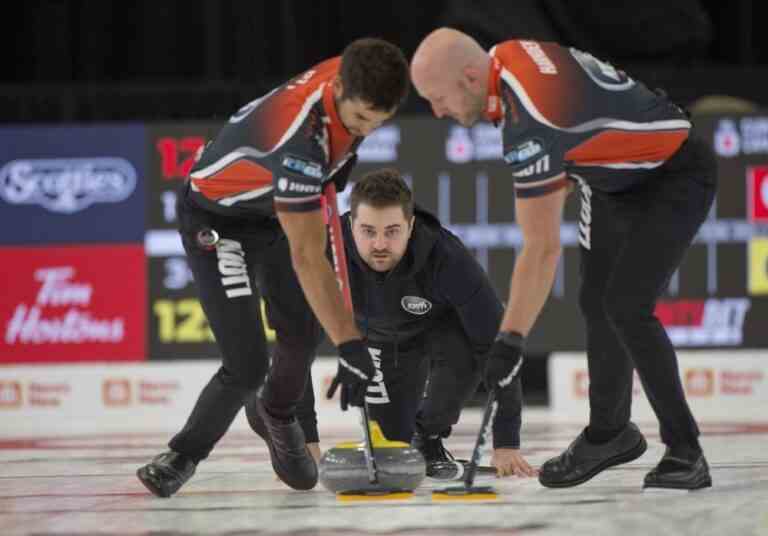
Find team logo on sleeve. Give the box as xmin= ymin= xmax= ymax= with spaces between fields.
xmin=401 ymin=296 xmax=432 ymax=316
xmin=281 ymin=155 xmax=323 ymax=179
xmin=276 ymin=177 xmax=321 ymax=194
xmin=504 ymin=139 xmax=544 ymax=165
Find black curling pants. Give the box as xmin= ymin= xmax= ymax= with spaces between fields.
xmin=577 ymin=136 xmax=717 ymax=450
xmin=169 ymin=190 xmax=323 ymax=462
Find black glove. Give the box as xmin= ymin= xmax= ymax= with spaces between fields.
xmin=326 ymin=374 xmax=357 ymax=411
xmin=329 ymin=339 xmax=374 ymax=410
xmin=484 ymin=331 xmax=525 ymax=391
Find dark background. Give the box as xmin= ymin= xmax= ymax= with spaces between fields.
xmin=4 ymin=1 xmax=766 ymax=404
xmin=3 ymin=0 xmax=767 ymax=122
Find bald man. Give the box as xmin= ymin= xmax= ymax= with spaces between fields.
xmin=411 ymin=28 xmax=715 ymax=491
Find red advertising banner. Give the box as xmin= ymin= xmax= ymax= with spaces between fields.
xmin=747 ymin=165 xmax=768 ymax=223
xmin=0 ymin=244 xmax=146 ymax=363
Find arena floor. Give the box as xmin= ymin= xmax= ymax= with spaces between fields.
xmin=1 ymin=408 xmax=767 ymax=536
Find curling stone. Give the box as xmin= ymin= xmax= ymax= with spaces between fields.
xmin=319 ymin=421 xmax=426 ymax=494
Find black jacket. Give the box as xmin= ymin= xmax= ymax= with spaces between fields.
xmin=341 ymin=207 xmax=522 ymax=448
xmin=342 ymin=207 xmax=503 ymax=356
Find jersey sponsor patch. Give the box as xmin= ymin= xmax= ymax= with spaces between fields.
xmin=504 ymin=138 xmax=544 ymax=165
xmin=276 ymin=176 xmax=321 ymax=194
xmin=512 ymin=154 xmax=550 ymax=177
xmin=281 ymin=154 xmax=323 ymax=179
xmin=401 ymin=296 xmax=432 ymax=316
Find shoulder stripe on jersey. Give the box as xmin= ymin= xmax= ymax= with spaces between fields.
xmin=564 ymin=129 xmax=688 ymax=166
xmin=191 ymin=159 xmax=273 ymax=200
xmin=514 ymin=172 xmax=567 ymax=190
xmin=515 ymin=173 xmax=568 ymax=198
xmin=191 ymin=149 xmax=261 ymax=179
xmin=273 ymin=194 xmax=322 ymax=204
xmin=219 ymin=185 xmax=275 ymax=207
xmin=499 ymin=69 xmax=691 ymax=133
xmin=190 ymin=85 xmax=325 ymax=180
xmin=598 ymin=161 xmax=665 ymax=169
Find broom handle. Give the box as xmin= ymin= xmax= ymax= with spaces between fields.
xmin=322 ymin=182 xmax=379 ymax=484
xmin=464 ymin=389 xmax=498 ymax=489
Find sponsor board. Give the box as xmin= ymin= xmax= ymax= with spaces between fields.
xmin=0 ymin=358 xmax=344 ymax=434
xmin=550 ymin=351 xmax=768 ymax=421
xmin=747 ymin=165 xmax=768 ymax=223
xmin=749 ymin=238 xmax=768 ymax=295
xmin=445 ymin=124 xmax=503 ymax=163
xmin=0 ymin=125 xmax=146 ymax=244
xmin=0 ymin=245 xmax=146 ymax=363
xmin=146 ymin=253 xmax=278 ymax=359
xmin=357 ymin=125 xmax=400 ymax=163
xmin=714 ymin=117 xmax=768 ymax=158
xmin=146 ymin=123 xmax=220 ymax=229
xmin=654 ymin=298 xmax=750 ymax=347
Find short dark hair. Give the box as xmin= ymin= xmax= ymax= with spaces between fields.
xmin=340 ymin=38 xmax=410 ymax=112
xmin=350 ymin=168 xmax=414 ymax=220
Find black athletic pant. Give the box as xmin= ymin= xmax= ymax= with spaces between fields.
xmin=365 ymin=320 xmax=485 ymax=443
xmin=169 ymin=189 xmax=323 ymax=462
xmin=577 ymin=135 xmax=717 ymax=450
xmin=298 ymin=315 xmax=521 ymax=446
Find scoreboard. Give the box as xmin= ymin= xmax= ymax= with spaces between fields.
xmin=143 ymin=114 xmax=768 ymax=357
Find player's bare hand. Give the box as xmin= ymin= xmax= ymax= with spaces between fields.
xmin=491 ymin=448 xmax=538 ymax=478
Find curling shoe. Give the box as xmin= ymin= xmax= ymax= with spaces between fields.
xmin=253 ymin=398 xmax=318 ymax=490
xmin=644 ymin=446 xmax=712 ymax=490
xmin=539 ymin=422 xmax=647 ymax=488
xmin=136 ymin=450 xmax=196 ymax=498
xmin=412 ymin=430 xmax=466 ymax=480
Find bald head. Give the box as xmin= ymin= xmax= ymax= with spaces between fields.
xmin=411 ymin=28 xmax=491 ymax=126
xmin=411 ymin=28 xmax=488 ymax=90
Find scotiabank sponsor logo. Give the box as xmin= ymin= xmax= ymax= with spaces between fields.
xmin=654 ymin=298 xmax=750 ymax=347
xmin=0 ymin=380 xmax=71 ymax=408
xmin=0 ymin=245 xmax=146 ymax=363
xmin=103 ymin=378 xmax=131 ymax=406
xmin=0 ymin=381 xmax=22 ymax=407
xmin=102 ymin=378 xmax=180 ymax=406
xmin=684 ymin=369 xmax=715 ymax=397
xmin=747 ymin=166 xmax=768 ymax=223
xmin=0 ymin=158 xmax=137 ymax=214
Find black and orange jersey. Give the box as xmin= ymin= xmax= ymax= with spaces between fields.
xmin=487 ymin=40 xmax=691 ymax=198
xmin=187 ymin=57 xmax=362 ymax=219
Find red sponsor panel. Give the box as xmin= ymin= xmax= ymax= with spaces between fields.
xmin=747 ymin=166 xmax=768 ymax=223
xmin=0 ymin=244 xmax=146 ymax=363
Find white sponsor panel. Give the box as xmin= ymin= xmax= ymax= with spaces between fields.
xmin=549 ymin=351 xmax=768 ymax=422
xmin=0 ymin=157 xmax=137 ymax=213
xmin=0 ymin=357 xmax=347 ymax=435
xmin=445 ymin=124 xmax=503 ymax=163
xmin=714 ymin=117 xmax=768 ymax=157
xmin=357 ymin=125 xmax=400 ymax=162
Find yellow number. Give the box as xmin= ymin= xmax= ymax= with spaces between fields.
xmin=176 ymin=299 xmax=215 ymax=342
xmin=153 ymin=299 xmax=214 ymax=343
xmin=154 ymin=298 xmax=273 ymax=344
xmin=153 ymin=300 xmax=176 ymax=343
xmin=260 ymin=299 xmax=276 ymax=342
